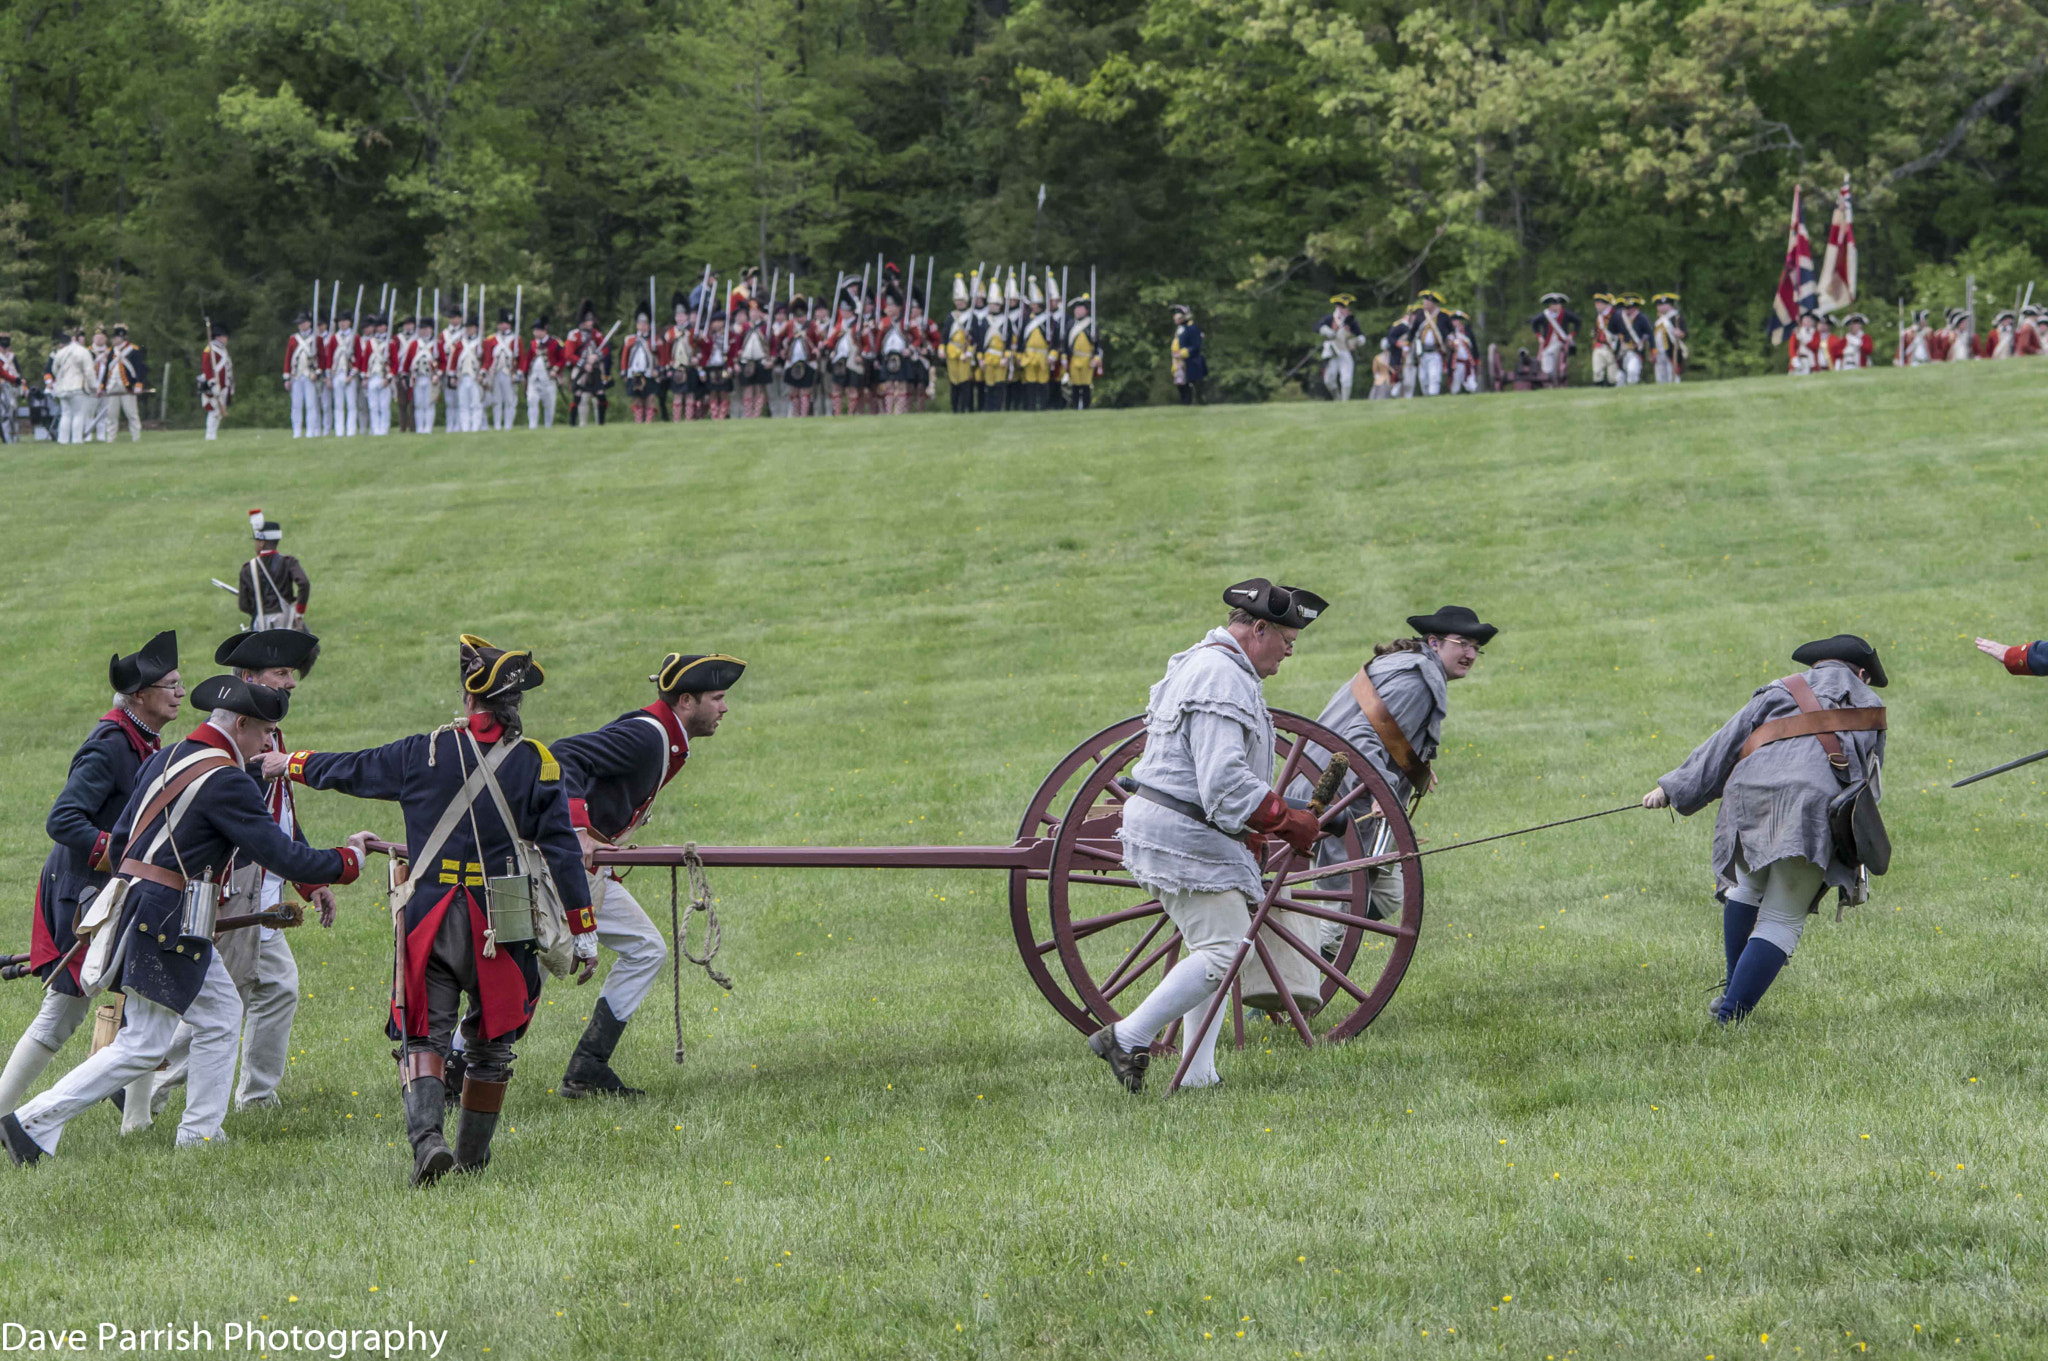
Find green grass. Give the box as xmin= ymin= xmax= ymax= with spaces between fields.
xmin=3 ymin=366 xmax=2048 ymax=1359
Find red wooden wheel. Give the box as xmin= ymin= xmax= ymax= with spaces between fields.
xmin=1035 ymin=711 xmax=1424 ymax=1047
xmin=1007 ymin=716 xmax=1151 ymax=1033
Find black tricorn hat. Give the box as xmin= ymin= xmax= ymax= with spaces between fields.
xmin=1406 ymin=605 xmax=1498 ymax=645
xmin=215 ymin=628 xmax=321 ymax=677
xmin=651 ymin=653 xmax=746 ymax=694
xmin=295 ymin=311 xmax=313 ymax=325
xmin=1224 ymin=579 xmax=1328 ymax=629
xmin=191 ymin=674 xmax=290 ymax=722
xmin=460 ymin=633 xmax=545 ymax=699
xmin=109 ymin=630 xmax=178 ymax=695
xmin=1792 ymin=634 xmax=1886 ymax=687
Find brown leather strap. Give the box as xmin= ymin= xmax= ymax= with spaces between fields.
xmin=399 ymin=1050 xmax=445 ymax=1084
xmin=460 ymin=1076 xmax=508 ymax=1113
xmin=1348 ymin=667 xmax=1431 ymax=787
xmin=1737 ymin=674 xmax=1885 ymax=772
xmin=118 ymin=859 xmax=186 ymax=892
xmin=129 ymin=754 xmax=236 ymax=853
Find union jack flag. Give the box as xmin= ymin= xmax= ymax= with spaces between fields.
xmin=1817 ymin=177 xmax=1857 ymax=316
xmin=1768 ymin=185 xmax=1818 ymax=345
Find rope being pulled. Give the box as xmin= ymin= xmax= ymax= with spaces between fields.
xmin=668 ymin=843 xmax=732 ymax=1065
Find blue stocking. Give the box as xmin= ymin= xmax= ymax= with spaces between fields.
xmin=1715 ymin=938 xmax=1788 ymax=1023
xmin=1722 ymin=898 xmax=1760 ymax=982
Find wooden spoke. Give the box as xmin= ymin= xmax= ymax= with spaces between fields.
xmin=1098 ymin=914 xmax=1170 ymax=996
xmin=1251 ymin=934 xmax=1317 ymax=1047
xmin=1264 ymin=916 xmax=1374 ymax=1005
xmin=1275 ymin=896 xmax=1406 ymax=938
xmin=1105 ymin=930 xmax=1184 ymax=1004
xmin=1273 ymin=737 xmax=1310 ymax=803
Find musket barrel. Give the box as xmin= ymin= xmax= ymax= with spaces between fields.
xmin=1952 ymin=746 xmax=2048 ymax=788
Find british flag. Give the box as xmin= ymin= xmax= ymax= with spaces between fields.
xmin=1817 ymin=177 xmax=1857 ymax=316
xmin=1768 ymin=185 xmax=1818 ymax=345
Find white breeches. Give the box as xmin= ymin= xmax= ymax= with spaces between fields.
xmin=587 ymin=872 xmax=669 ymax=1021
xmin=56 ymin=392 xmax=93 ymax=443
xmin=1728 ymin=855 xmax=1826 ymax=957
xmin=0 ymin=991 xmax=92 ymax=1114
xmin=528 ymin=380 xmax=557 ymax=428
xmin=1592 ymin=347 xmax=1619 ymax=386
xmin=1539 ymin=341 xmax=1568 ymax=380
xmin=331 ymin=376 xmax=359 ymax=436
xmin=1654 ymin=354 xmax=1679 ymax=384
xmin=489 ymin=372 xmax=516 ymax=429
xmin=316 ymin=374 xmax=334 ymax=432
xmin=457 ymin=377 xmax=483 ymax=432
xmin=1414 ymin=350 xmax=1443 ymax=396
xmin=1324 ymin=352 xmax=1355 ymax=401
xmin=1110 ymin=887 xmax=1254 ymax=1088
xmin=1620 ymin=350 xmax=1642 ymax=385
xmin=413 ymin=377 xmax=437 ymax=432
xmin=16 ymin=952 xmax=242 ymax=1152
xmin=1450 ymin=359 xmax=1477 ymax=394
xmin=365 ymin=376 xmax=391 ymax=435
xmin=290 ymin=376 xmax=319 ymax=437
xmin=105 ymin=392 xmax=141 ymax=440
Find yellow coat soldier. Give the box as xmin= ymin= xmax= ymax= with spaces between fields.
xmin=945 ymin=273 xmax=977 ymax=413
xmin=978 ymin=271 xmax=1014 ymax=413
xmin=1063 ymin=294 xmax=1102 ymax=411
xmin=1019 ymin=275 xmax=1057 ymax=411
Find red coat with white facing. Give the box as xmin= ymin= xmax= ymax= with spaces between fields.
xmin=1829 ymin=333 xmax=1874 ymax=369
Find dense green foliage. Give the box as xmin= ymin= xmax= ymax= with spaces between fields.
xmin=5 ymin=364 xmax=2048 ymax=1356
xmin=0 ymin=0 xmax=2043 ymax=410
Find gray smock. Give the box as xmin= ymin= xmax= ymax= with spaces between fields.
xmin=1118 ymin=627 xmax=1276 ymax=901
xmin=1658 ymin=660 xmax=1885 ymax=892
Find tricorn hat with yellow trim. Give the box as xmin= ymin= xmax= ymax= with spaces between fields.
xmin=460 ymin=634 xmax=545 ymax=699
xmin=1415 ymin=288 xmax=1446 ymax=306
xmin=651 ymin=653 xmax=746 ymax=694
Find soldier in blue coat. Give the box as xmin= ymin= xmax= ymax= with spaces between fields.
xmin=265 ymin=635 xmax=596 ymax=1185
xmin=2 ymin=676 xmax=371 ymax=1164
xmin=550 ymin=652 xmax=743 ymax=1098
xmin=0 ymin=631 xmax=182 ymax=1117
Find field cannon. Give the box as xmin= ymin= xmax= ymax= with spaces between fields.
xmin=595 ymin=712 xmax=1425 ymax=1091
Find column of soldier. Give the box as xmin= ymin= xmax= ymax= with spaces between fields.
xmin=1880 ymin=303 xmax=2045 ymax=370
xmin=1311 ymin=289 xmax=1693 ymax=399
xmin=261 ymin=261 xmax=1108 ymax=441
xmin=0 ymin=508 xmax=748 ymax=1184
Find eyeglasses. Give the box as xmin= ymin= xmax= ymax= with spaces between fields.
xmin=144 ymin=680 xmax=186 ymax=694
xmin=1440 ymin=636 xmax=1485 ymax=656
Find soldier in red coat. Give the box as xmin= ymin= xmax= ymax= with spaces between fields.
xmin=521 ymin=316 xmax=565 ymax=429
xmin=696 ymin=311 xmax=733 ymax=420
xmin=1829 ymin=314 xmax=1875 ymax=369
xmin=200 ymin=325 xmax=235 ymax=440
xmin=284 ymin=313 xmax=320 ymax=438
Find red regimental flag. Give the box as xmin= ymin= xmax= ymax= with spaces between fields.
xmin=1768 ymin=185 xmax=1818 ymax=345
xmin=1818 ymin=177 xmax=1857 ymax=315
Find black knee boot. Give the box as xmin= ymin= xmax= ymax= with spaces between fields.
xmin=453 ymin=1077 xmax=507 ymax=1174
xmin=560 ymin=998 xmax=645 ymax=1099
xmin=401 ymin=1054 xmax=454 ymax=1187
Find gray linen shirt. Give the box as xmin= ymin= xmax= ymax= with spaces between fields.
xmin=1118 ymin=627 xmax=1276 ymax=900
xmin=1295 ymin=648 xmax=1447 ymax=811
xmin=1658 ymin=660 xmax=1886 ymax=891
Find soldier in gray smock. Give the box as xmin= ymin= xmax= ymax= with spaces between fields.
xmin=1295 ymin=607 xmax=1495 ymax=941
xmin=1646 ymin=635 xmax=1888 ymax=1023
xmin=1090 ymin=579 xmax=1329 ymax=1094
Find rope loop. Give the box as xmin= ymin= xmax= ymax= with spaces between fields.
xmin=669 ymin=844 xmax=733 ymax=1066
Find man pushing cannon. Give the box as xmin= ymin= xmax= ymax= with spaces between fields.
xmin=2 ymin=675 xmax=374 ymax=1164
xmin=548 ymin=652 xmax=744 ymax=1099
xmin=1089 ymin=579 xmax=1329 ymax=1093
xmin=1296 ymin=606 xmax=1497 ymax=935
xmin=1645 ymin=635 xmax=1889 ymax=1024
xmin=260 ymin=635 xmax=595 ymax=1185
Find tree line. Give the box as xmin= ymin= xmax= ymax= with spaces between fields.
xmin=0 ymin=0 xmax=2041 ymax=421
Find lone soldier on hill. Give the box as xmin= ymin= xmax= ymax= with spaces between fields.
xmin=200 ymin=325 xmax=235 ymax=441
xmin=1644 ymin=635 xmax=1889 ymax=1024
xmin=1531 ymin=292 xmax=1578 ymax=385
xmin=548 ymin=652 xmax=744 ymax=1099
xmin=238 ymin=509 xmax=311 ymax=633
xmin=1089 ymin=579 xmax=1329 ymax=1094
xmin=1318 ymin=295 xmax=1365 ymax=401
xmin=1650 ymin=294 xmax=1687 ymax=383
xmin=1169 ymin=304 xmax=1206 ymax=406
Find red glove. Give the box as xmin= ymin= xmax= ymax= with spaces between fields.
xmin=1246 ymin=791 xmax=1325 ymax=857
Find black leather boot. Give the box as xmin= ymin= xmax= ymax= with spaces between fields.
xmin=559 ymin=999 xmax=645 ymax=1099
xmin=401 ymin=1053 xmax=453 ymax=1187
xmin=443 ymin=1049 xmax=467 ymax=1107
xmin=453 ymin=1077 xmax=507 ymax=1174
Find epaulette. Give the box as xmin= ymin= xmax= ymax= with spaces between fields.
xmin=524 ymin=738 xmax=561 ymax=782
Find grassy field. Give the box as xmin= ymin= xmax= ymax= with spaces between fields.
xmin=3 ymin=366 xmax=2047 ymax=1359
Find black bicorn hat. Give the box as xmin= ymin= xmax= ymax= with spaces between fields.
xmin=578 ymin=298 xmax=598 ymax=324
xmin=459 ymin=633 xmax=545 ymax=699
xmin=1223 ymin=579 xmax=1329 ymax=629
xmin=651 ymin=652 xmax=746 ymax=694
xmin=1792 ymin=633 xmax=1886 ymax=688
xmin=191 ymin=674 xmax=290 ymax=722
xmin=1406 ymin=605 xmax=1498 ymax=644
xmin=109 ymin=630 xmax=178 ymax=695
xmin=215 ymin=628 xmax=321 ymax=676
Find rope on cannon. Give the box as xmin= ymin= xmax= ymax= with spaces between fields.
xmin=668 ymin=843 xmax=732 ymax=1066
